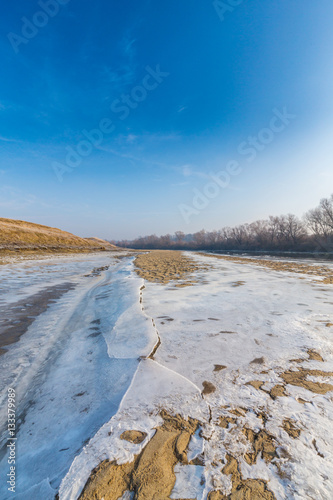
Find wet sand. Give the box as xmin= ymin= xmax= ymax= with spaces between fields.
xmin=79 ymin=411 xmax=200 ymax=500
xmin=0 ymin=282 xmax=76 ymax=355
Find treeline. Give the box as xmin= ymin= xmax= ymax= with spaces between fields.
xmin=115 ymin=194 xmax=333 ymax=253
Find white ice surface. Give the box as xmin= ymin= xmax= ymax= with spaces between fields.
xmin=0 ymin=254 xmax=157 ymax=499
xmin=60 ymin=252 xmax=333 ymax=500
xmin=1 ymin=251 xmax=333 ymax=499
xmin=171 ymin=464 xmax=205 ymax=499
xmin=59 ymin=359 xmax=208 ymax=500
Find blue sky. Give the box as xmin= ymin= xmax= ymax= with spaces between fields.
xmin=1 ymin=0 xmax=333 ymax=239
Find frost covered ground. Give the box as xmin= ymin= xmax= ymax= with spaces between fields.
xmin=0 ymin=251 xmax=333 ymax=499
xmin=0 ymin=252 xmax=154 ymax=499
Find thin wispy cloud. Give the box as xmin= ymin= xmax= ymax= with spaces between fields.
xmin=177 ymin=106 xmax=187 ymax=113
xmin=98 ymin=145 xmax=172 ymax=170
xmin=0 ymin=186 xmax=37 ymax=210
xmin=115 ymin=132 xmax=181 ymax=144
xmin=102 ymin=64 xmax=136 ymax=89
xmin=102 ymin=32 xmax=138 ymax=91
xmin=0 ymin=135 xmax=21 ymax=143
xmin=182 ymin=164 xmax=210 ymax=180
xmin=1 ymin=1 xmax=332 ymax=238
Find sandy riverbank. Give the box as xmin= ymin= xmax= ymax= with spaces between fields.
xmin=72 ymin=250 xmax=333 ymax=500
xmin=2 ymin=250 xmax=332 ymax=499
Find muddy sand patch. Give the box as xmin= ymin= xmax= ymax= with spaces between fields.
xmin=208 ymin=454 xmax=276 ymax=500
xmin=79 ymin=411 xmax=199 ymax=500
xmin=280 ymin=368 xmax=333 ymax=394
xmin=282 ymin=419 xmax=301 ymax=439
xmin=134 ymin=250 xmax=210 ymax=286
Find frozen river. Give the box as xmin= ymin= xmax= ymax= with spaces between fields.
xmin=0 ymin=253 xmax=156 ymax=499
xmin=0 ymin=252 xmax=333 ymax=499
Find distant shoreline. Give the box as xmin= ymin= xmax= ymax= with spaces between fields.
xmin=203 ymin=249 xmax=333 ymax=262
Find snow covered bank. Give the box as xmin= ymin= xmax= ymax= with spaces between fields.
xmin=0 ymin=254 xmax=156 ymax=499
xmin=1 ymin=250 xmax=332 ymax=499
xmin=60 ymin=251 xmax=333 ymax=499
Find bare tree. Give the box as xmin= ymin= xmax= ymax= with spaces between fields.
xmin=117 ymin=194 xmax=333 ymax=253
xmin=305 ymin=195 xmax=333 ymax=250
xmin=230 ymin=224 xmax=248 ymax=247
xmin=320 ymin=195 xmax=333 ymax=230
xmin=248 ymin=220 xmax=270 ymax=248
xmin=193 ymin=230 xmax=207 ymax=248
xmin=175 ymin=231 xmax=185 ymax=245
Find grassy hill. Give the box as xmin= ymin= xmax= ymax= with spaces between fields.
xmin=0 ymin=218 xmax=117 ymax=254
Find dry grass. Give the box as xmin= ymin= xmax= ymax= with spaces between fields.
xmin=0 ymin=217 xmax=117 ymax=256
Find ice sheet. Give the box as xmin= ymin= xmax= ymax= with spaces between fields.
xmin=0 ymin=254 xmax=157 ymax=499
xmin=61 ymin=252 xmax=333 ymax=500
xmin=1 ymin=251 xmax=333 ymax=499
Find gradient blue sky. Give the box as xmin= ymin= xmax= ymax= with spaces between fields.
xmin=1 ymin=0 xmax=333 ymax=239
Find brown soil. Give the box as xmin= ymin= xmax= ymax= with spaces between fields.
xmin=199 ymin=253 xmax=333 ymax=284
xmin=147 ymin=336 xmax=161 ymax=361
xmin=246 ymin=366 xmax=333 ymax=397
xmin=246 ymin=380 xmax=288 ymax=400
xmin=246 ymin=380 xmax=265 ymax=390
xmin=256 ymin=411 xmax=269 ymax=426
xmin=208 ymin=406 xmax=279 ymax=499
xmin=120 ymin=431 xmax=147 ymax=445
xmin=268 ymin=385 xmax=287 ymax=400
xmin=250 ymin=357 xmax=265 ymax=364
xmin=282 ymin=419 xmax=301 ymax=439
xmin=202 ymin=381 xmax=217 ymax=395
xmin=307 ymin=349 xmax=324 ymax=362
xmin=208 ymin=454 xmax=276 ymax=499
xmin=296 ymin=397 xmax=309 ymax=405
xmin=312 ymin=439 xmax=325 ymax=458
xmin=79 ymin=411 xmax=199 ymax=500
xmin=214 ymin=365 xmax=227 ymax=372
xmin=229 ymin=408 xmax=246 ymax=417
xmin=134 ymin=250 xmax=210 ymax=285
xmin=242 ymin=428 xmax=278 ymax=465
xmin=280 ymin=368 xmax=333 ymax=394
xmin=208 ymin=491 xmax=227 ymax=500
xmin=218 ymin=416 xmax=237 ymax=429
